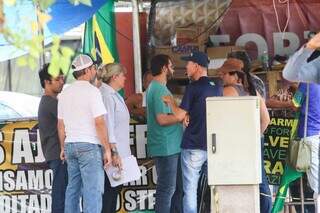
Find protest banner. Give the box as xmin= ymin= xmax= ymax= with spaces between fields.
xmin=0 ymin=119 xmax=155 ymax=212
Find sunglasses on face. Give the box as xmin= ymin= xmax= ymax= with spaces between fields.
xmin=92 ymin=64 xmax=98 ymax=69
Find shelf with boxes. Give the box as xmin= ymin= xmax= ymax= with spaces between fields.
xmin=151 ymin=23 xmax=288 ymax=99
xmin=252 ymin=65 xmax=286 ymax=99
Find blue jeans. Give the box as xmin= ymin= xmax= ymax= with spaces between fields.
xmin=181 ymin=149 xmax=207 ymax=213
xmin=47 ymin=159 xmax=68 ymax=213
xmin=64 ymin=143 xmax=104 ymax=213
xmin=154 ymin=153 xmax=182 ymax=213
xmin=260 ymin=137 xmax=272 ymax=213
xmin=171 ymin=156 xmax=183 ymax=213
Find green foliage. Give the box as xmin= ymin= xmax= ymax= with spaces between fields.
xmin=0 ymin=0 xmax=91 ymax=74
xmin=28 ymin=56 xmax=37 ymax=70
xmin=35 ymin=0 xmax=55 ymax=10
xmin=2 ymin=27 xmax=75 ymax=76
xmin=48 ymin=36 xmax=74 ymax=77
xmin=17 ymin=56 xmax=27 ymax=66
xmin=60 ymin=46 xmax=74 ymax=72
xmin=3 ymin=0 xmax=16 ymax=6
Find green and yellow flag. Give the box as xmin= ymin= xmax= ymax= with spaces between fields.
xmin=272 ymin=166 xmax=302 ymax=213
xmin=83 ymin=0 xmax=125 ymax=97
xmin=83 ymin=0 xmax=119 ymax=64
xmin=272 ymin=87 xmax=305 ymax=213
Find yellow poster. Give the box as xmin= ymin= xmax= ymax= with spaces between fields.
xmin=0 ymin=119 xmax=156 ymax=212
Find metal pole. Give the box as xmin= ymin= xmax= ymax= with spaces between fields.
xmin=131 ymin=0 xmax=142 ymax=93
xmin=300 ymin=177 xmax=305 ymax=213
xmin=7 ymin=60 xmax=12 ymax=91
xmin=35 ymin=3 xmax=45 ymax=68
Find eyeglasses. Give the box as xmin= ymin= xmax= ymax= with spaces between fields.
xmin=91 ymin=64 xmax=97 ymax=70
xmin=228 ymin=71 xmax=238 ymax=76
xmin=167 ymin=64 xmax=175 ymax=70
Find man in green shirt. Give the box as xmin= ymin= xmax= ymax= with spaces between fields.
xmin=146 ymin=54 xmax=183 ymax=213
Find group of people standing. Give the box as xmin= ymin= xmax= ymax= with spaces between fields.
xmin=37 ymin=48 xmax=273 ymax=213
xmin=38 ymin=55 xmax=132 ymax=213
xmin=37 ymin=30 xmax=320 ymax=213
xmin=147 ymin=50 xmax=274 ymax=213
xmin=146 ymin=52 xmax=224 ymax=213
xmin=38 ymin=47 xmax=273 ymax=213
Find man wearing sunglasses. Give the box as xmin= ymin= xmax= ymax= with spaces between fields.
xmin=57 ymin=54 xmax=112 ymax=213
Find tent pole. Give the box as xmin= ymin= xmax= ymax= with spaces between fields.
xmin=7 ymin=59 xmax=12 ymax=91
xmin=132 ymin=0 xmax=142 ymax=93
xmin=35 ymin=2 xmax=45 ymax=69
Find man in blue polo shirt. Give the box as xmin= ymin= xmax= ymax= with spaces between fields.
xmin=163 ymin=51 xmax=223 ymax=213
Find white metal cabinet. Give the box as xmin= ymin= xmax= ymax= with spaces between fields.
xmin=206 ymin=96 xmax=262 ymax=185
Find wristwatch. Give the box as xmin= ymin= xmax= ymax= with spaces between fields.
xmin=111 ymin=147 xmax=119 ymax=156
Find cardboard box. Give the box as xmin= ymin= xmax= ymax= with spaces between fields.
xmin=207 ymin=46 xmax=244 ymax=76
xmin=154 ymin=45 xmax=202 ymax=68
xmin=175 ymin=25 xmax=208 ymax=47
xmin=206 ymin=46 xmax=244 ymax=59
xmin=176 ymin=27 xmax=198 ymax=45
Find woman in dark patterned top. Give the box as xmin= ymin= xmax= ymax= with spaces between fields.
xmin=218 ymin=58 xmax=272 ymax=213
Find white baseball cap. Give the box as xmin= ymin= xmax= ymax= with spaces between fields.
xmin=71 ymin=54 xmax=94 ymax=72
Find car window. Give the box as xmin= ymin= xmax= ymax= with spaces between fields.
xmin=0 ymin=103 xmax=21 ymax=120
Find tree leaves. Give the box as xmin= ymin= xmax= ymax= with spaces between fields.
xmin=2 ymin=0 xmax=81 ymax=73
xmin=36 ymin=10 xmax=52 ymax=29
xmin=0 ymin=0 xmax=5 ymax=32
xmin=17 ymin=57 xmax=27 ymax=66
xmin=4 ymin=0 xmax=16 ymax=6
xmin=36 ymin=0 xmax=55 ymax=10
xmin=48 ymin=36 xmax=74 ymax=77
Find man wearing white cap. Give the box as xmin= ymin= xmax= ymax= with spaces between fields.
xmin=57 ymin=54 xmax=112 ymax=213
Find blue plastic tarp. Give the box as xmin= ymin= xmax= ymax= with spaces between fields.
xmin=48 ymin=0 xmax=107 ymax=34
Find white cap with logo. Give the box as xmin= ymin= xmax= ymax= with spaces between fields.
xmin=71 ymin=54 xmax=94 ymax=72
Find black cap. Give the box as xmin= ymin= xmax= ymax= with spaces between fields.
xmin=181 ymin=51 xmax=209 ymax=68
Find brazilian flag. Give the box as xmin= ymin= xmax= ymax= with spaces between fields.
xmin=83 ymin=0 xmax=119 ymax=64
xmin=272 ymin=87 xmax=305 ymax=213
xmin=83 ymin=0 xmax=125 ymax=97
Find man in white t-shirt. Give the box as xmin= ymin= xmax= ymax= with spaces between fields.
xmin=57 ymin=54 xmax=112 ymax=213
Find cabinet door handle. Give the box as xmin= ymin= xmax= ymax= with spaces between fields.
xmin=212 ymin=133 xmax=216 ymax=154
